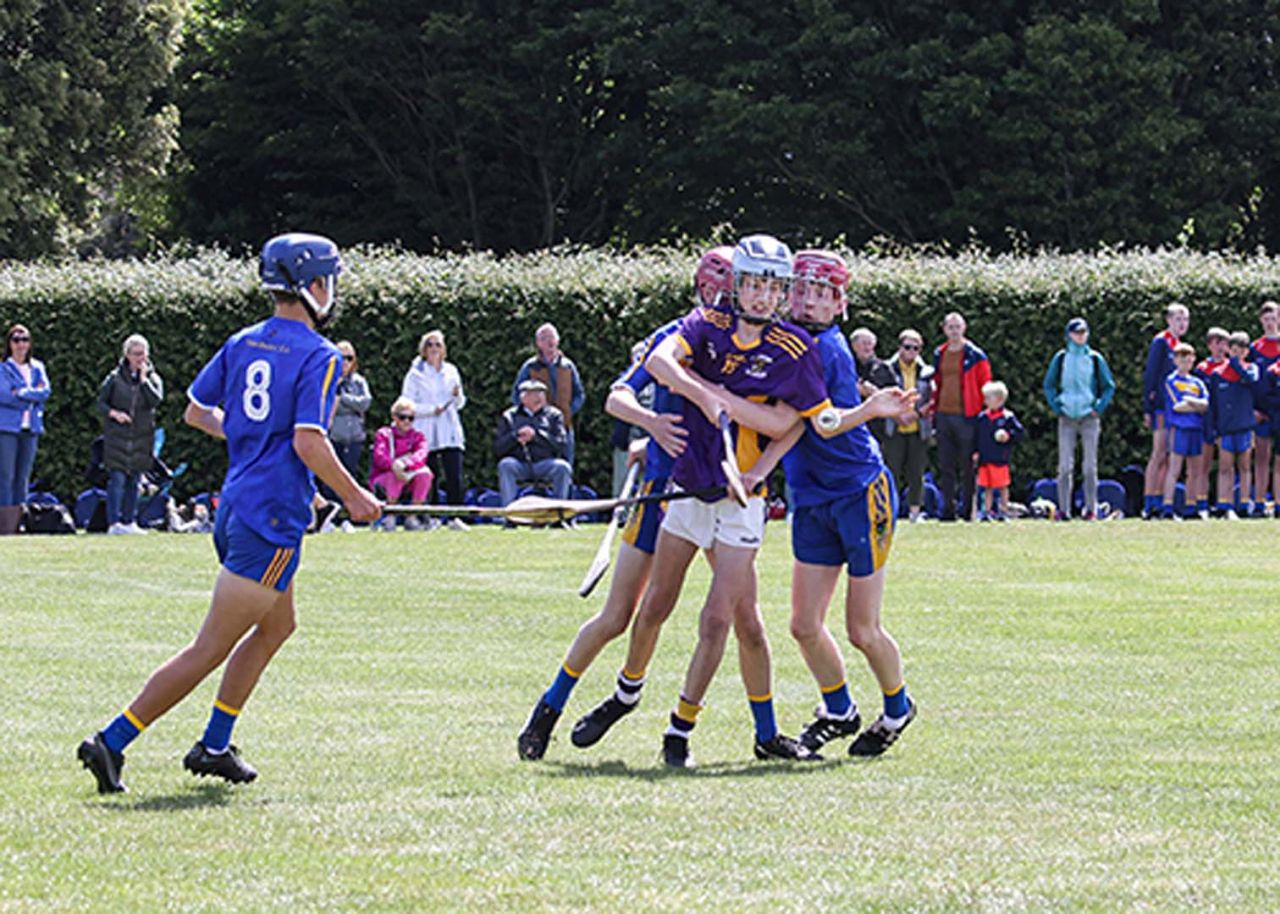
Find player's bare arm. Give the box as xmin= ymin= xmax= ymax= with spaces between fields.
xmin=814 ymin=387 xmax=918 ymax=439
xmin=606 ymin=384 xmax=686 ymax=458
xmin=293 ymin=427 xmax=381 ymax=522
xmin=741 ymin=420 xmax=805 ymax=493
xmin=184 ymin=401 xmax=226 ymax=440
xmin=645 ymin=334 xmax=799 ymax=437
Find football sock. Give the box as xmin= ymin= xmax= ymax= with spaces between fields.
xmin=1144 ymin=494 xmax=1157 ymax=514
xmin=202 ymin=700 xmax=240 ymax=754
xmin=883 ymin=682 xmax=911 ymax=726
xmin=102 ymin=708 xmax=145 ymax=753
xmin=665 ymin=694 xmax=702 ymax=738
xmin=542 ymin=662 xmax=580 ymax=712
xmin=820 ymin=680 xmax=853 ymax=718
xmin=1217 ymin=502 xmax=1232 ymax=514
xmin=1161 ymin=503 xmax=1174 ymax=518
xmin=1196 ymin=498 xmax=1208 ymax=514
xmin=748 ymin=693 xmax=778 ymax=743
xmin=615 ymin=669 xmax=645 ymax=706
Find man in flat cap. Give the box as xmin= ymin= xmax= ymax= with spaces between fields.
xmin=495 ymin=378 xmax=573 ymax=506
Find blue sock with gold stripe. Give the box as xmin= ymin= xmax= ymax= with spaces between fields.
xmin=102 ymin=708 xmax=145 ymax=753
xmin=749 ymin=693 xmax=778 ymax=742
xmin=542 ymin=663 xmax=580 ymax=712
xmin=883 ymin=682 xmax=910 ymax=721
xmin=820 ymin=680 xmax=853 ymax=717
xmin=202 ymin=700 xmax=240 ymax=752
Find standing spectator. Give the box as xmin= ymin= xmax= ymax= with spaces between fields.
xmin=1209 ymin=332 xmax=1259 ymax=519
xmin=1191 ymin=329 xmax=1229 ymax=518
xmin=849 ymin=327 xmax=898 ymax=445
xmin=1160 ymin=343 xmax=1209 ymax=519
xmin=974 ymin=381 xmax=1024 ymax=521
xmin=930 ymin=312 xmax=992 ymax=521
xmin=97 ymin=334 xmax=164 ymax=534
xmin=511 ymin=323 xmax=585 ymax=465
xmin=0 ymin=324 xmax=50 ymax=535
xmin=402 ymin=330 xmax=468 ymax=529
xmin=1247 ymin=301 xmax=1280 ymax=514
xmin=495 ymin=379 xmax=572 ymax=507
xmin=884 ymin=329 xmax=934 ymax=521
xmin=326 ymin=340 xmax=372 ymax=501
xmin=1042 ymin=318 xmax=1116 ymax=520
xmin=1142 ymin=302 xmax=1188 ymax=518
xmin=369 ymin=397 xmax=434 ymax=531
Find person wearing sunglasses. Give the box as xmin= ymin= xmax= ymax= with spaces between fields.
xmin=0 ymin=324 xmax=51 ymax=535
xmin=884 ymin=329 xmax=935 ymax=522
xmin=369 ymin=397 xmax=434 ymax=531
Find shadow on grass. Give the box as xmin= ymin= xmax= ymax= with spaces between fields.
xmin=536 ymin=757 xmax=846 ymax=780
xmin=92 ymin=783 xmax=233 ymax=813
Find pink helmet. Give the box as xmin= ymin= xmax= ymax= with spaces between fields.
xmin=790 ymin=249 xmax=850 ymax=318
xmin=694 ymin=246 xmax=735 ymax=307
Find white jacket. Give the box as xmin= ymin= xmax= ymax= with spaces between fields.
xmin=401 ymin=358 xmax=467 ymax=450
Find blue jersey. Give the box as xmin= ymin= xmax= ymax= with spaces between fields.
xmin=1163 ymin=371 xmax=1209 ymax=431
xmin=614 ymin=319 xmax=685 ymax=482
xmin=782 ymin=326 xmax=886 ymax=509
xmin=188 ymin=316 xmax=342 ymax=546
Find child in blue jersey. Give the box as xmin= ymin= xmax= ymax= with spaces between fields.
xmin=1142 ymin=303 xmax=1189 ymax=517
xmin=1160 ymin=343 xmax=1210 ymax=520
xmin=741 ymin=250 xmax=919 ymax=757
xmin=1193 ymin=329 xmax=1229 ymax=519
xmin=1209 ymin=332 xmax=1258 ymax=518
xmin=1248 ymin=301 xmax=1280 ymax=515
xmin=974 ymin=381 xmax=1024 ymax=521
xmin=77 ymin=234 xmax=381 ymax=794
xmin=517 ymin=248 xmax=741 ymax=761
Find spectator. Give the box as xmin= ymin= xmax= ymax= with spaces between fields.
xmin=1160 ymin=343 xmax=1209 ymax=519
xmin=930 ymin=312 xmax=992 ymax=520
xmin=974 ymin=380 xmax=1024 ymax=521
xmin=1142 ymin=302 xmax=1188 ymax=517
xmin=402 ymin=330 xmax=468 ymax=530
xmin=96 ymin=334 xmax=163 ymax=534
xmin=1209 ymin=332 xmax=1259 ymax=519
xmin=1191 ymin=328 xmax=1229 ymax=518
xmin=1042 ymin=318 xmax=1116 ymax=520
xmin=0 ymin=324 xmax=50 ymax=535
xmin=512 ymin=323 xmax=585 ymax=464
xmin=325 ymin=340 xmax=372 ymax=502
xmin=1247 ymin=301 xmax=1280 ymax=515
xmin=883 ymin=329 xmax=934 ymax=521
xmin=849 ymin=327 xmax=898 ymax=444
xmin=495 ymin=379 xmax=572 ymax=507
xmin=370 ymin=396 xmax=434 ymax=531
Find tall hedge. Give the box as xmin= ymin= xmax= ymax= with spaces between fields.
xmin=3 ymin=247 xmax=1280 ymax=506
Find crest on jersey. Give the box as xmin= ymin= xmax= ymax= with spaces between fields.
xmin=745 ymin=353 xmax=774 ymax=379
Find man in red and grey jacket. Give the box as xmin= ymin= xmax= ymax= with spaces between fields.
xmin=929 ymin=312 xmax=992 ymax=521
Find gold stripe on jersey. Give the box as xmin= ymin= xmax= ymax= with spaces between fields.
xmin=320 ymin=354 xmax=339 ymax=415
xmin=765 ymin=326 xmax=808 ymax=359
xmin=800 ymin=398 xmax=833 ymax=419
xmin=673 ymin=334 xmax=693 ymax=357
xmin=702 ymin=307 xmax=733 ymax=330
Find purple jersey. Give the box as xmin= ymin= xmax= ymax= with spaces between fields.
xmin=668 ymin=306 xmax=832 ymax=497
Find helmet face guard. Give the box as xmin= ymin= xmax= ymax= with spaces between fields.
xmin=260 ymin=233 xmax=344 ymax=328
xmin=787 ymin=250 xmax=849 ymax=332
xmin=731 ymin=235 xmax=793 ymax=325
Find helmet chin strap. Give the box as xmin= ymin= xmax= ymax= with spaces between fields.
xmin=794 ymin=319 xmax=832 ymax=334
xmin=738 ymin=311 xmax=774 ymax=326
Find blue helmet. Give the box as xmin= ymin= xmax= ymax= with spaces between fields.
xmin=259 ymin=232 xmax=344 ymax=328
xmin=731 ymin=234 xmax=793 ymax=324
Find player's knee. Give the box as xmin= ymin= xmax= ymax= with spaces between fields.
xmin=736 ymin=617 xmax=768 ymax=652
xmin=789 ymin=613 xmax=824 ymax=645
xmin=847 ymin=622 xmax=884 ymax=652
xmin=698 ymin=610 xmax=732 ymax=643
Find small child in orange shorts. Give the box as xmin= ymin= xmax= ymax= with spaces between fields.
xmin=974 ymin=380 xmax=1024 ymax=520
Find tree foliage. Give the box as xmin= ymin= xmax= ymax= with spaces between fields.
xmin=171 ymin=2 xmax=1280 ymax=255
xmin=0 ymin=0 xmax=184 ymax=258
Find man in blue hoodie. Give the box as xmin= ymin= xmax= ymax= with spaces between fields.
xmin=1043 ymin=318 xmax=1116 ymax=519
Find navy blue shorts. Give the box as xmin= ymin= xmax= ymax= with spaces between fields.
xmin=1219 ymin=430 xmax=1254 ymax=454
xmin=791 ymin=470 xmax=897 ymax=578
xmin=1169 ymin=426 xmax=1204 ymax=457
xmin=213 ymin=504 xmax=301 ymax=592
xmin=621 ymin=476 xmax=668 ymax=556
xmin=1254 ymin=418 xmax=1273 ymax=439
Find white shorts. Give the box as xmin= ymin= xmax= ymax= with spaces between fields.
xmin=661 ymin=489 xmax=767 ymax=550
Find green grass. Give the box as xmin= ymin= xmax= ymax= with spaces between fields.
xmin=2 ymin=521 xmax=1277 ymax=912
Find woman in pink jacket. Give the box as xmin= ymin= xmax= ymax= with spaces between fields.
xmin=369 ymin=397 xmax=434 ymax=530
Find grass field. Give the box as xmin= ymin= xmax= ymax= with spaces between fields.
xmin=1 ymin=520 xmax=1277 ymax=912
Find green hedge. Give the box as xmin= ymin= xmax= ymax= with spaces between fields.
xmin=3 ymin=246 xmax=1280 ymax=507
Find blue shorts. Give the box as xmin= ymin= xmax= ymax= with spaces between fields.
xmin=621 ymin=476 xmax=669 ymax=555
xmin=1219 ymin=430 xmax=1254 ymax=454
xmin=214 ymin=504 xmax=301 ymax=592
xmin=791 ymin=470 xmax=897 ymax=578
xmin=1169 ymin=426 xmax=1204 ymax=457
xmin=1254 ymin=418 xmax=1273 ymax=439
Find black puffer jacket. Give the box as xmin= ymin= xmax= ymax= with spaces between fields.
xmin=97 ymin=360 xmax=164 ymax=473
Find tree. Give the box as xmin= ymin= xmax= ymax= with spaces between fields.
xmin=0 ymin=0 xmax=184 ymax=258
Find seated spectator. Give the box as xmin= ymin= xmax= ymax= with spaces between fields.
xmin=495 ymin=379 xmax=572 ymax=506
xmin=370 ymin=397 xmax=434 ymax=530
